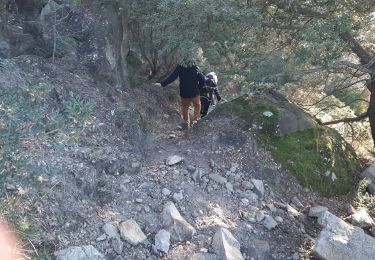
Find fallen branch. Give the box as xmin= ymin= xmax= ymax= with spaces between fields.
xmin=322 ymin=112 xmax=369 ymax=126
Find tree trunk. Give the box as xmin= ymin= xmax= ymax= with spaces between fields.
xmin=367 ymin=76 xmax=375 ymax=144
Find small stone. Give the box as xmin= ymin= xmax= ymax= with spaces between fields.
xmin=251 ymin=179 xmax=264 ymax=198
xmin=230 ymin=163 xmax=239 ymax=173
xmin=242 ymin=181 xmax=254 ymax=190
xmin=135 ymin=198 xmax=143 ymax=203
xmin=209 ymin=174 xmax=227 ymax=185
xmin=173 ymin=192 xmax=184 ymax=202
xmin=155 ymin=229 xmax=170 ymax=254
xmin=144 ymin=205 xmax=151 ymax=213
xmin=5 ymin=183 xmax=16 ymax=191
xmin=266 ymin=204 xmax=277 ymax=213
xmin=370 ymin=227 xmax=375 ymax=237
xmin=118 ymin=220 xmax=147 ymax=245
xmin=131 ymin=162 xmax=140 ymax=168
xmin=291 ymin=196 xmax=304 ymax=208
xmin=162 ymin=188 xmax=171 ymax=196
xmin=96 ymin=234 xmax=107 ymax=242
xmin=292 ymin=252 xmax=300 ymax=260
xmin=241 ymin=198 xmax=250 ymax=206
xmin=308 ymin=206 xmax=328 ymax=218
xmin=166 ymin=155 xmax=184 ymax=166
xmin=102 ymin=222 xmax=120 ymax=239
xmin=263 ymin=216 xmax=278 ymax=230
xmin=111 ymin=237 xmax=123 ymax=255
xmin=275 ymin=216 xmax=283 ymax=223
xmin=226 ymin=182 xmax=234 ymax=193
xmin=209 ymin=160 xmax=215 ymax=169
xmin=256 ymin=212 xmax=265 ymax=222
xmin=187 ymin=165 xmax=196 ymax=172
xmin=350 ymin=208 xmax=375 ymax=229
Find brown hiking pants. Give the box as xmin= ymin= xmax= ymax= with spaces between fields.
xmin=181 ymin=96 xmax=201 ymax=125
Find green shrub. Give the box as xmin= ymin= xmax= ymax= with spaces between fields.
xmin=63 ymin=92 xmax=94 ymax=125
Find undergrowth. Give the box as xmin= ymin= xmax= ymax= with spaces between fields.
xmin=217 ymin=94 xmax=362 ymax=197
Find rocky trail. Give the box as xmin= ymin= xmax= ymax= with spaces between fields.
xmin=50 ymin=104 xmax=348 ymax=260
xmin=2 ymin=55 xmax=375 ymax=260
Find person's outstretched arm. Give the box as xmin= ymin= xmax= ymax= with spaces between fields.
xmin=160 ymin=66 xmax=179 ymax=87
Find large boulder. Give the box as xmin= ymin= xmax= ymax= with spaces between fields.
xmin=162 ymin=202 xmax=196 ymax=242
xmin=312 ymin=210 xmax=375 ymax=260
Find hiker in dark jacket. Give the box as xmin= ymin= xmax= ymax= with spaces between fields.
xmin=154 ymin=62 xmax=205 ymax=128
xmin=200 ymin=72 xmax=221 ymax=118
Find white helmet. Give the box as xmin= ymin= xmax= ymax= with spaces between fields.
xmin=206 ymin=72 xmax=218 ymax=85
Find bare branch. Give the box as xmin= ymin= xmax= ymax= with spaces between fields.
xmin=335 ymin=61 xmax=374 ymax=75
xmin=322 ymin=112 xmax=369 ymax=126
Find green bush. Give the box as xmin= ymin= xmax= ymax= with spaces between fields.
xmin=63 ymin=92 xmax=94 ymax=125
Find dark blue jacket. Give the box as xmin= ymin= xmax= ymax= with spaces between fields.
xmin=161 ymin=65 xmax=205 ymax=98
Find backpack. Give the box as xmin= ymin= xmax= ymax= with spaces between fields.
xmin=200 ymin=72 xmax=218 ymax=102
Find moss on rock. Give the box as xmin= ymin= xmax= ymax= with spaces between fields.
xmin=214 ymin=91 xmax=362 ymax=197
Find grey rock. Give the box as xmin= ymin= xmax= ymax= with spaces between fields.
xmin=256 ymin=212 xmax=265 ymax=222
xmin=113 ymin=256 xmax=124 ymax=260
xmin=266 ymin=204 xmax=277 ymax=213
xmin=102 ymin=222 xmax=120 ymax=239
xmin=166 ymin=155 xmax=184 ymax=166
xmin=0 ymin=41 xmax=10 ymax=58
xmin=162 ymin=188 xmax=171 ymax=196
xmin=209 ymin=174 xmax=227 ymax=185
xmin=244 ymin=238 xmax=271 ymax=260
xmin=173 ymin=192 xmax=184 ymax=202
xmin=263 ymin=216 xmax=278 ymax=230
xmin=241 ymin=198 xmax=249 ymax=206
xmin=135 ymin=198 xmax=143 ymax=203
xmin=350 ymin=208 xmax=375 ymax=229
xmin=241 ymin=190 xmax=259 ymax=204
xmin=96 ymin=234 xmax=107 ymax=242
xmin=111 ymin=237 xmax=123 ymax=255
xmin=360 ymin=163 xmax=375 ymax=194
xmin=162 ymin=202 xmax=196 ymax=242
xmin=313 ymin=210 xmax=375 ymax=260
xmin=5 ymin=183 xmax=16 ymax=191
xmin=230 ymin=163 xmax=239 ymax=173
xmin=286 ymin=204 xmax=301 ymax=218
xmin=209 ymin=159 xmax=216 ymax=169
xmin=155 ymin=229 xmax=170 ymax=253
xmin=291 ymin=196 xmax=304 ymax=208
xmin=275 ymin=216 xmax=283 ymax=223
xmin=187 ymin=253 xmax=218 ymax=260
xmin=370 ymin=227 xmax=375 ymax=237
xmin=226 ymin=182 xmax=234 ymax=193
xmin=187 ymin=165 xmax=196 ymax=172
xmin=251 ymin=179 xmax=264 ymax=198
xmin=212 ymin=227 xmax=244 ymax=260
xmin=292 ymin=252 xmax=300 ymax=260
xmin=308 ymin=206 xmax=328 ymax=218
xmin=55 ymin=245 xmax=105 ymax=260
xmin=119 ymin=219 xmax=147 ymax=245
xmin=242 ymin=181 xmax=254 ymax=190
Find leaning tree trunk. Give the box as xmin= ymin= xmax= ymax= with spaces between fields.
xmin=367 ymin=77 xmax=375 ymax=144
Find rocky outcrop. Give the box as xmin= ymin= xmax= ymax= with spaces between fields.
xmin=360 ymin=163 xmax=375 ymax=195
xmin=311 ymin=208 xmax=375 ymax=260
